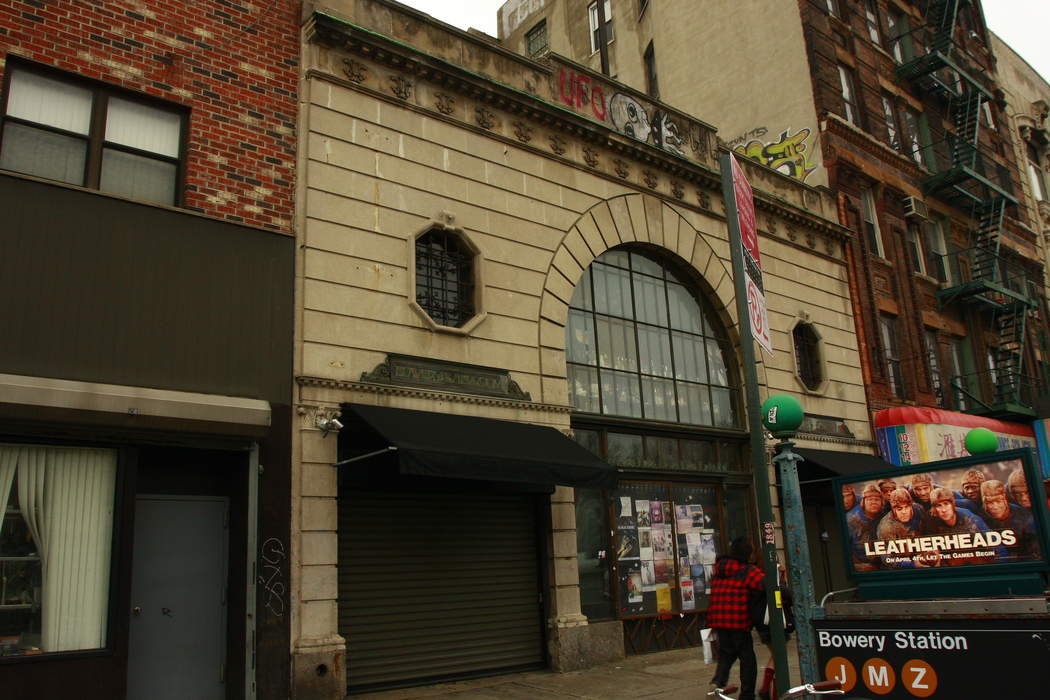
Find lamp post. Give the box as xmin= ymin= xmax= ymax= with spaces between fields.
xmin=760 ymin=394 xmax=819 ymax=684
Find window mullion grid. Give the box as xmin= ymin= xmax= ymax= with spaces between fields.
xmin=662 ymin=269 xmax=682 ymax=423
xmin=84 ymin=89 xmax=108 ymax=190
xmin=627 ymin=258 xmax=645 ymax=420
xmin=589 ymin=270 xmax=606 ymax=417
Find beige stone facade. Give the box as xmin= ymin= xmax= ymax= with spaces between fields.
xmin=991 ymin=32 xmax=1050 ymax=302
xmin=292 ymin=1 xmax=869 ymax=696
xmin=499 ymin=0 xmax=826 ymax=187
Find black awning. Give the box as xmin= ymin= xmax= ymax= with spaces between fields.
xmin=794 ymin=447 xmax=896 ymax=484
xmin=338 ymin=403 xmax=617 ymax=490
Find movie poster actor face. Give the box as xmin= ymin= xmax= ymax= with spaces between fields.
xmin=910 ymin=473 xmax=934 ymax=509
xmin=842 ymin=484 xmax=856 ymax=512
xmin=981 ymin=481 xmax=1011 ymax=522
xmin=961 ymin=469 xmax=986 ymax=503
xmin=1008 ymin=469 xmax=1031 ymax=508
xmin=931 ymin=488 xmax=958 ymax=527
xmin=861 ymin=485 xmax=883 ymax=519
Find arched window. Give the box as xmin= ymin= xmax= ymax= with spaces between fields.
xmin=567 ymin=246 xmax=751 ymax=637
xmin=566 ymin=248 xmax=738 ymax=428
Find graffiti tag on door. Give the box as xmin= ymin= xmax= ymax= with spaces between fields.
xmin=258 ymin=537 xmax=286 ymax=618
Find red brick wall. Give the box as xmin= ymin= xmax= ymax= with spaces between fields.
xmin=0 ymin=0 xmax=299 ymax=231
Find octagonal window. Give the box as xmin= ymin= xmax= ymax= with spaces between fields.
xmin=415 ymin=227 xmax=476 ymax=328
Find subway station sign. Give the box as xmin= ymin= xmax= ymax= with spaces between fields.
xmin=814 ymin=619 xmax=1050 ymax=698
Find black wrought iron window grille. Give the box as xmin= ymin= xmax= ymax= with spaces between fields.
xmin=792 ymin=323 xmax=823 ymax=391
xmin=415 ymin=229 xmax=475 ymax=328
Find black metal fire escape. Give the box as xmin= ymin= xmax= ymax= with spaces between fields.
xmin=895 ymin=0 xmax=1039 ymax=419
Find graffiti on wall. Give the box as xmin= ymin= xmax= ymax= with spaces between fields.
xmin=557 ymin=68 xmax=688 ymax=158
xmin=732 ymin=127 xmax=818 ymax=182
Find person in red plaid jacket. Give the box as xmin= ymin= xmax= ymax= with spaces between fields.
xmin=707 ymin=537 xmax=765 ymax=700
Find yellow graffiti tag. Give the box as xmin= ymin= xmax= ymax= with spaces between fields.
xmin=734 ymin=128 xmax=817 ymax=182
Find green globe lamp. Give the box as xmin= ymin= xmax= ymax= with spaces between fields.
xmin=965 ymin=427 xmax=999 ymax=456
xmin=761 ymin=394 xmax=805 ymax=439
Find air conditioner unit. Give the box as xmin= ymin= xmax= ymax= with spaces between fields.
xmin=903 ymin=196 xmax=930 ymax=220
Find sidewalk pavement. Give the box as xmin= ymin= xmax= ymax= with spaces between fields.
xmin=356 ymin=637 xmax=801 ymax=699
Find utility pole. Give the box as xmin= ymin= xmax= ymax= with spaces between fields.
xmin=720 ymin=151 xmax=790 ymax=697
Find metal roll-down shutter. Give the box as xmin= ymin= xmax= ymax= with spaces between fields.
xmin=339 ymin=489 xmax=545 ymax=692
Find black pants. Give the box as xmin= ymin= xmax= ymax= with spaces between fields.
xmin=712 ymin=628 xmax=758 ymax=700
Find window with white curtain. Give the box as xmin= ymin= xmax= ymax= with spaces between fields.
xmin=0 ymin=444 xmax=117 ymax=656
xmin=0 ymin=63 xmax=184 ymax=205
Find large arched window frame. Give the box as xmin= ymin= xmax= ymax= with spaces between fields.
xmin=566 ymin=247 xmax=739 ymax=429
xmin=567 ymin=246 xmax=753 ymax=632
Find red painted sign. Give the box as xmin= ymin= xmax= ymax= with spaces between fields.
xmin=729 ymin=154 xmax=772 ymax=355
xmin=558 ymin=68 xmax=607 ymax=121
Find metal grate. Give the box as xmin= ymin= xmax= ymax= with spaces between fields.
xmin=415 ymin=229 xmax=475 ymax=328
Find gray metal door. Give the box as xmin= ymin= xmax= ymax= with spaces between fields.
xmin=127 ymin=496 xmax=228 ymax=700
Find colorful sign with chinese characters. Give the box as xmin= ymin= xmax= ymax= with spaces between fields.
xmin=1035 ymin=418 xmax=1050 ymax=479
xmin=874 ymin=407 xmax=1035 ymax=466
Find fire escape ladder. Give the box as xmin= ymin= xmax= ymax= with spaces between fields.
xmin=927 ymin=0 xmax=959 ymax=54
xmin=950 ymin=88 xmax=982 ymax=170
xmin=970 ymin=198 xmax=1004 ymax=285
xmin=992 ymin=304 xmax=1027 ymax=407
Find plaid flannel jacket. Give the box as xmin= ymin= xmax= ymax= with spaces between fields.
xmin=705 ymin=555 xmax=765 ymax=630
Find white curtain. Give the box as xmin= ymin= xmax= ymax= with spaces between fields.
xmin=7 ymin=444 xmax=116 ymax=652
xmin=0 ymin=449 xmax=15 ymax=522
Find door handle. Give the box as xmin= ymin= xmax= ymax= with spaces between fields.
xmin=132 ymin=606 xmax=142 ymax=616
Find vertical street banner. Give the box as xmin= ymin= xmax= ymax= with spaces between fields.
xmin=726 ymin=154 xmax=773 ymax=356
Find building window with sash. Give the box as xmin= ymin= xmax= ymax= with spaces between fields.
xmin=525 ymin=20 xmax=548 ymax=57
xmin=588 ymin=0 xmax=614 ymax=53
xmin=860 ymin=187 xmax=885 ymax=257
xmin=924 ymin=330 xmax=944 ymax=406
xmin=838 ymin=65 xmax=861 ymax=126
xmin=0 ymin=62 xmax=185 ymax=206
xmin=879 ymin=314 xmax=904 ymax=398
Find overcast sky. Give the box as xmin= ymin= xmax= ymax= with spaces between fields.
xmin=397 ymin=0 xmax=1048 ymax=83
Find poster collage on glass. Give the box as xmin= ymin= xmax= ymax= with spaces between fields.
xmin=616 ymin=497 xmax=717 ymax=615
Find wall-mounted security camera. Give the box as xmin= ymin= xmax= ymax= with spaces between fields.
xmin=317 ymin=416 xmax=344 ymax=436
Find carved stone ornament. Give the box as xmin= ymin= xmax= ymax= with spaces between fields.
xmin=342 ymin=58 xmax=366 ymax=83
xmin=549 ymin=134 xmax=566 ymax=155
xmin=359 ymin=354 xmax=532 ymax=401
xmin=614 ymin=158 xmax=629 ymax=179
xmin=766 ymin=216 xmax=778 ymax=235
xmin=697 ymin=190 xmax=711 ymax=209
xmin=583 ymin=146 xmax=599 ymax=168
xmin=690 ymin=126 xmax=707 ymax=159
xmin=475 ymin=106 xmax=495 ymax=129
xmin=435 ymin=92 xmax=455 ymax=115
xmin=671 ymin=180 xmax=684 ymax=199
xmin=513 ymin=121 xmax=532 ymax=143
xmin=824 ymin=237 xmax=837 ymax=255
xmin=389 ymin=75 xmax=412 ymax=100
xmin=806 ymin=232 xmax=816 ymax=248
xmin=787 ymin=224 xmax=798 ymax=242
xmin=643 ymin=170 xmax=658 ymax=189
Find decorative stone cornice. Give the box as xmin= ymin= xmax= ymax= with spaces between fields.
xmin=820 ymin=112 xmax=928 ymax=186
xmin=296 ymin=375 xmax=572 ymax=414
xmin=305 ymin=9 xmax=847 ymax=243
